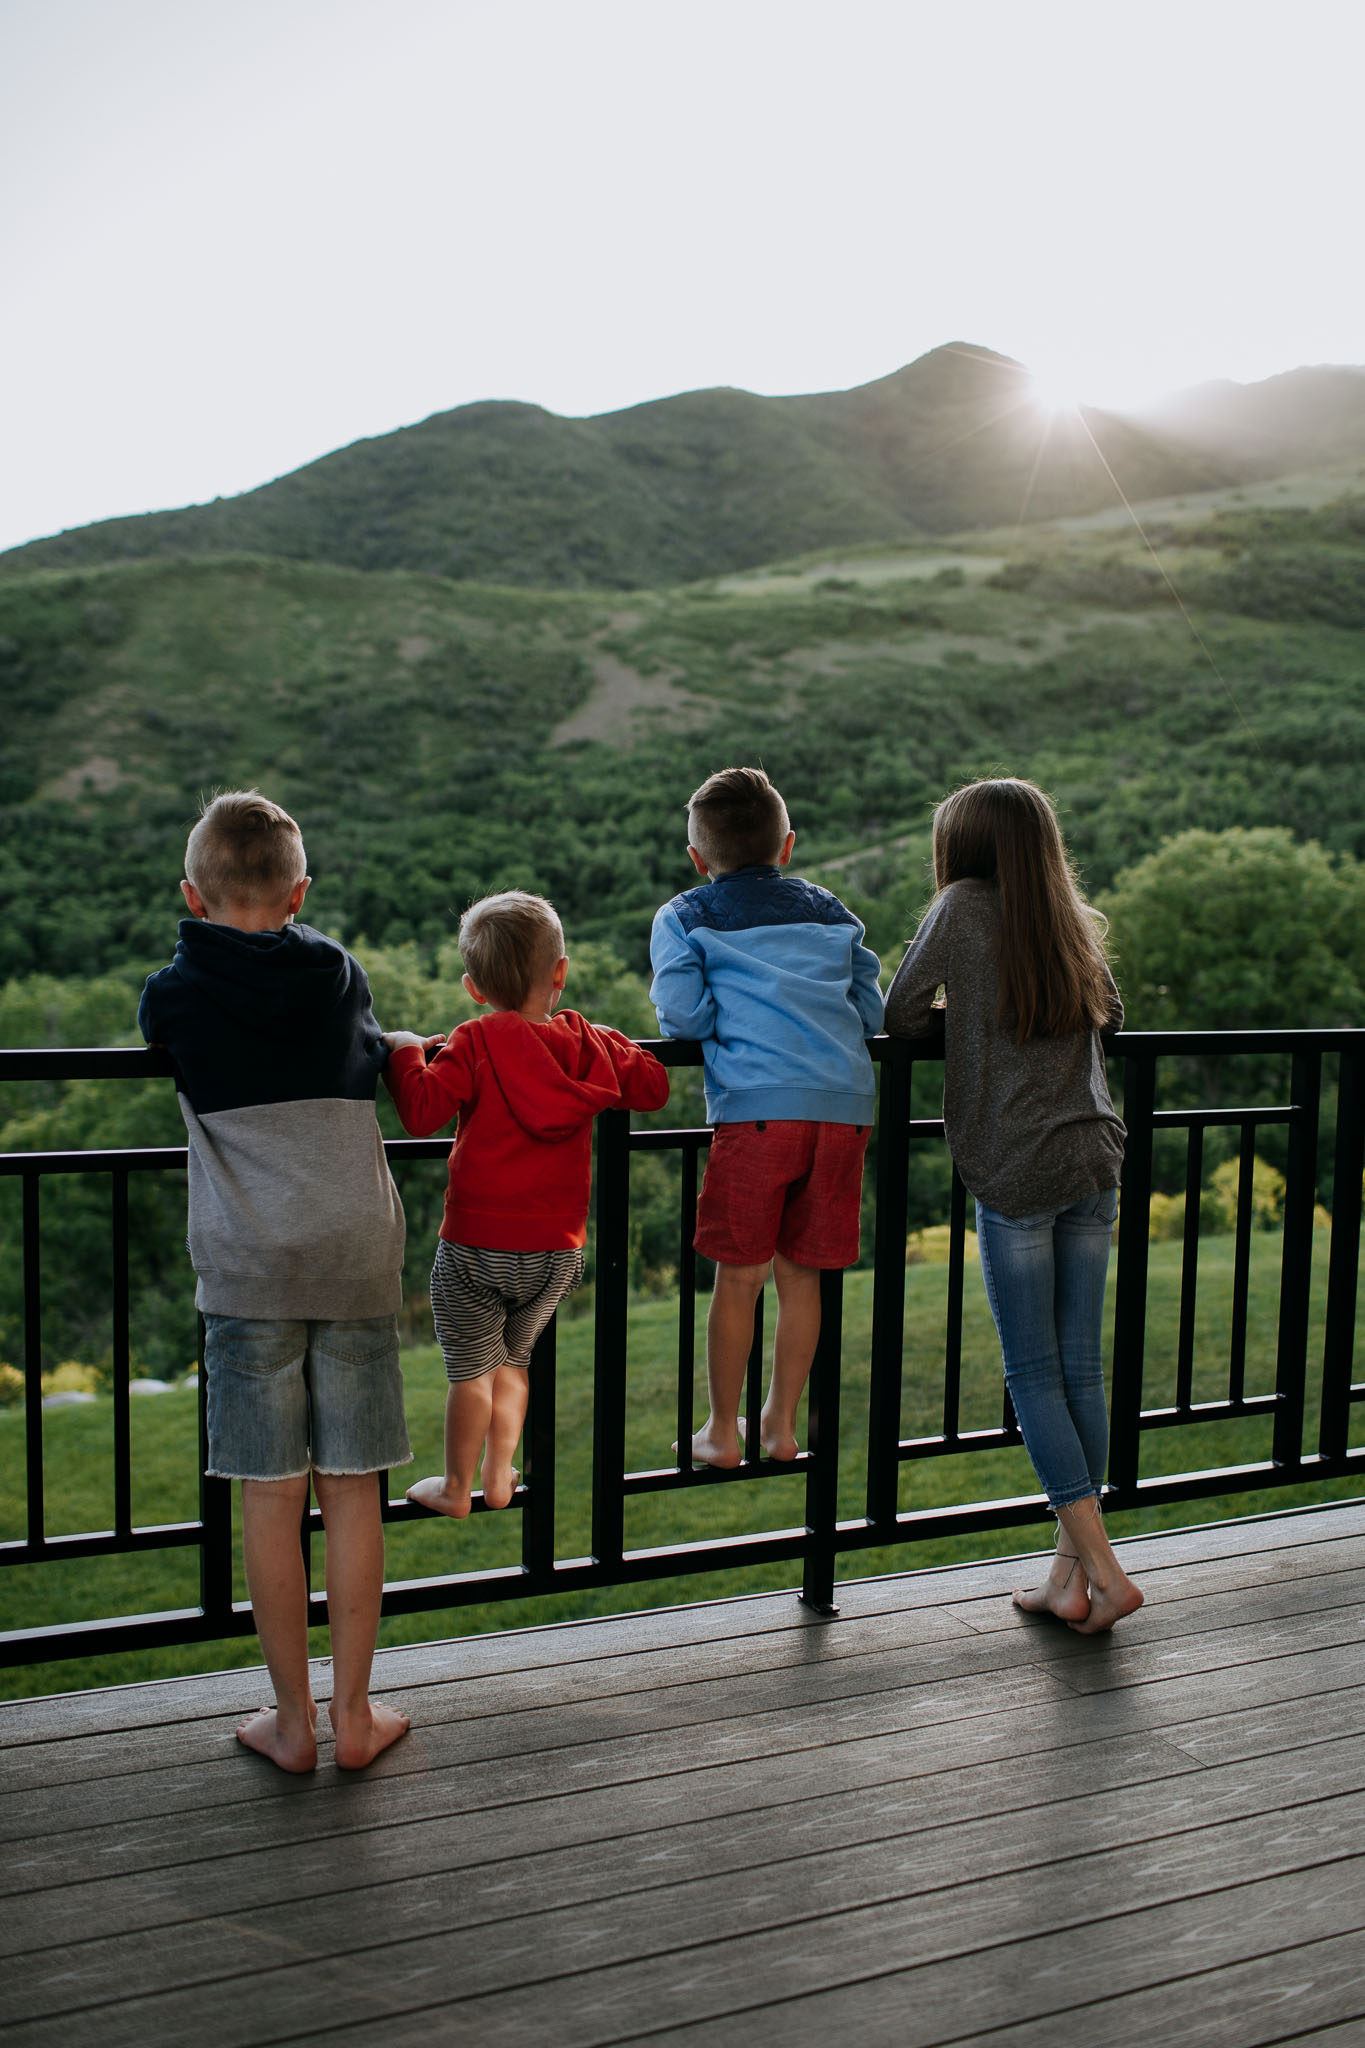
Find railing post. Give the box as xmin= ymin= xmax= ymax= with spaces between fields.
xmin=866 ymin=1043 xmax=910 ymax=1529
xmin=1321 ymin=1045 xmax=1364 ymax=1458
xmin=111 ymin=1169 xmax=132 ymax=1537
xmin=1273 ymin=1051 xmax=1320 ymax=1468
xmin=591 ymin=1108 xmax=630 ymax=1570
xmin=1108 ymin=1050 xmax=1156 ymax=1500
xmin=800 ymin=1267 xmax=843 ymax=1616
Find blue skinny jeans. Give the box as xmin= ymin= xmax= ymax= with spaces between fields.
xmin=974 ymin=1187 xmax=1119 ymax=1509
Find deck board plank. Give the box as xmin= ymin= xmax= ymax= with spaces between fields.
xmin=1 ymin=1504 xmax=1362 ymax=2046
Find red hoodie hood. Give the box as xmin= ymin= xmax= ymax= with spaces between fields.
xmin=475 ymin=1009 xmax=638 ymax=1141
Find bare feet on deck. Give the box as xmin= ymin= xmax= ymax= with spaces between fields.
xmin=1013 ymin=1549 xmax=1091 ymax=1625
xmin=330 ymin=1699 xmax=411 ymax=1770
xmin=1068 ymin=1574 xmax=1145 ymax=1634
xmin=406 ymin=1473 xmax=472 ymax=1518
xmin=676 ymin=1418 xmax=745 ymax=1469
xmin=236 ymin=1704 xmax=319 ymax=1774
xmin=480 ymin=1460 xmax=520 ymax=1509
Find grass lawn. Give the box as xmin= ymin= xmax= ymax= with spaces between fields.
xmin=1 ymin=1234 xmax=1360 ymax=1701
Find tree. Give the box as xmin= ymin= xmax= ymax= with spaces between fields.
xmin=1100 ymin=828 xmax=1365 ymax=1032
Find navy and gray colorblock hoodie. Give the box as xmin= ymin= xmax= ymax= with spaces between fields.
xmin=139 ymin=920 xmax=405 ymax=1321
xmin=649 ymin=865 xmax=883 ymax=1126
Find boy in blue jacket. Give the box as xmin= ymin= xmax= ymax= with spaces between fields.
xmin=650 ymin=766 xmax=883 ymax=1466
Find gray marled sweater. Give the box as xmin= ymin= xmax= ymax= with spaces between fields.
xmin=884 ymin=877 xmax=1125 ymax=1216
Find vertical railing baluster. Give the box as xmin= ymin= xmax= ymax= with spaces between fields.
xmin=523 ymin=1314 xmax=557 ymax=1582
xmin=1109 ymin=1051 xmax=1156 ymax=1498
xmin=946 ymin=1169 xmax=967 ymax=1439
xmin=866 ymin=1042 xmax=910 ymax=1529
xmin=197 ymin=1314 xmax=235 ymax=1628
xmin=1273 ymin=1051 xmax=1319 ymax=1468
xmin=800 ymin=1268 xmax=843 ymax=1614
xmin=1175 ymin=1126 xmax=1203 ymax=1413
xmin=744 ymin=1291 xmax=764 ymax=1462
xmin=22 ymin=1173 xmax=44 ymax=1549
xmin=1228 ymin=1122 xmax=1257 ymax=1402
xmin=111 ymin=1169 xmax=132 ymax=1537
xmin=675 ymin=1141 xmax=699 ymax=1465
xmin=1320 ymin=1047 xmax=1363 ymax=1458
xmin=591 ymin=1108 xmax=630 ymax=1568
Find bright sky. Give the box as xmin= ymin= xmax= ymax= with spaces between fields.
xmin=2 ymin=0 xmax=1362 ymax=553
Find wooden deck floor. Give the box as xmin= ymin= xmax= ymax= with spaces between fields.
xmin=2 ymin=1503 xmax=1364 ymax=2047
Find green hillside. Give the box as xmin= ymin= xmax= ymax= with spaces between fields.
xmin=0 ymin=346 xmax=1233 ymax=589
xmin=1 ymin=486 xmax=1363 ymax=985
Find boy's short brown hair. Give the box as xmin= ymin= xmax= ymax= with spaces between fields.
xmin=459 ymin=892 xmax=565 ymax=1010
xmin=688 ymin=766 xmax=790 ymax=874
xmin=185 ymin=791 xmax=307 ymax=908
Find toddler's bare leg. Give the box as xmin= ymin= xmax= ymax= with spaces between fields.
xmin=312 ymin=1471 xmax=409 ymax=1768
xmin=237 ymin=1474 xmax=319 ymax=1772
xmin=482 ymin=1363 xmax=529 ymax=1508
xmin=761 ymin=1251 xmax=822 ymax=1460
xmin=406 ymin=1375 xmax=492 ymax=1516
xmin=685 ymin=1260 xmax=768 ymax=1467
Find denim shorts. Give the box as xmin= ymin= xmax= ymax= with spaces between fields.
xmin=202 ymin=1314 xmax=412 ymax=1481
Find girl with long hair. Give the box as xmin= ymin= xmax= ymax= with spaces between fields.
xmin=885 ymin=778 xmax=1143 ymax=1631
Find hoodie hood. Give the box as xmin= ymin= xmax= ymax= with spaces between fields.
xmin=171 ymin=919 xmax=355 ymax=1040
xmin=476 ymin=1010 xmax=637 ymax=1141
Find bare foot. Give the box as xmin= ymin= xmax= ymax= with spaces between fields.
xmin=1069 ymin=1574 xmax=1144 ymax=1634
xmin=406 ymin=1472 xmax=472 ymax=1518
xmin=236 ymin=1704 xmax=318 ymax=1774
xmin=675 ymin=1417 xmax=744 ymax=1469
xmin=480 ymin=1460 xmax=520 ymax=1509
xmin=1013 ymin=1549 xmax=1091 ymax=1624
xmin=759 ymin=1413 xmax=799 ymax=1461
xmin=330 ymin=1699 xmax=410 ymax=1770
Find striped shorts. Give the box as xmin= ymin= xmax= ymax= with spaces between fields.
xmin=430 ymin=1239 xmax=584 ymax=1382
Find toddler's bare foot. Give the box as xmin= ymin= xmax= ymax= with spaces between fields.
xmin=1013 ymin=1549 xmax=1091 ymax=1624
xmin=330 ymin=1699 xmax=410 ymax=1770
xmin=406 ymin=1473 xmax=472 ymax=1518
xmin=236 ymin=1705 xmax=318 ymax=1774
xmin=1069 ymin=1574 xmax=1144 ymax=1634
xmin=676 ymin=1418 xmax=744 ymax=1469
xmin=481 ymin=1460 xmax=520 ymax=1509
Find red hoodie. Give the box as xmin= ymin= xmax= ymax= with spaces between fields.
xmin=384 ymin=1009 xmax=670 ymax=1251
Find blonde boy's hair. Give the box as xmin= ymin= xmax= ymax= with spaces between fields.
xmin=185 ymin=790 xmax=306 ymax=908
xmin=459 ymin=892 xmax=565 ymax=1010
xmin=688 ymin=765 xmax=790 ymax=874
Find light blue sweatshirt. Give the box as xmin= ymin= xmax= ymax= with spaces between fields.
xmin=649 ymin=865 xmax=883 ymax=1126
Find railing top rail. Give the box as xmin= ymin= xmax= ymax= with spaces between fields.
xmin=2 ymin=1025 xmax=1363 ymax=1087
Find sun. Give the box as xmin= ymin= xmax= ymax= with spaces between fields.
xmin=1025 ymin=366 xmax=1086 ymax=416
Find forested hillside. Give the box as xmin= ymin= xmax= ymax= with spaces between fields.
xmin=1 ymin=490 xmax=1362 ymax=986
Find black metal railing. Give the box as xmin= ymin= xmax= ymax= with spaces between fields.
xmin=1 ymin=1030 xmax=1361 ymax=1664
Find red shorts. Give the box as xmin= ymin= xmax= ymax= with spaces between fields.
xmin=694 ymin=1120 xmax=870 ymax=1270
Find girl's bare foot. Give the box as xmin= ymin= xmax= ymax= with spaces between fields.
xmin=236 ymin=1704 xmax=318 ymax=1773
xmin=330 ymin=1699 xmax=410 ymax=1770
xmin=1013 ymin=1548 xmax=1091 ymax=1624
xmin=676 ymin=1417 xmax=744 ymax=1469
xmin=1069 ymin=1574 xmax=1144 ymax=1634
xmin=406 ymin=1473 xmax=472 ymax=1518
xmin=759 ymin=1412 xmax=799 ymax=1461
xmin=480 ymin=1460 xmax=520 ymax=1509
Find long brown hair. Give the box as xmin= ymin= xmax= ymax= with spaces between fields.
xmin=932 ymin=778 xmax=1112 ymax=1042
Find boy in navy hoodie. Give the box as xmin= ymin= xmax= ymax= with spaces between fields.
xmin=650 ymin=767 xmax=883 ymax=1467
xmin=140 ymin=791 xmax=410 ymax=1773
xmin=384 ymin=890 xmax=668 ymax=1517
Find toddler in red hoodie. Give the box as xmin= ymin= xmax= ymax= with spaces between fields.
xmin=384 ymin=891 xmax=669 ymax=1516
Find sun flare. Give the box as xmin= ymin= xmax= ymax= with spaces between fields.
xmin=1026 ymin=368 xmax=1085 ymax=416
